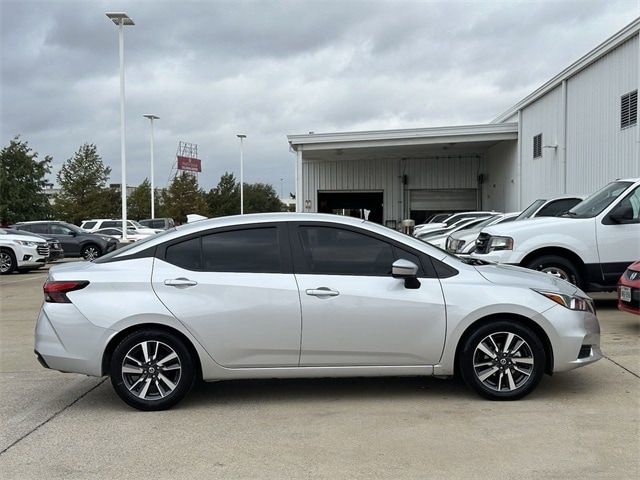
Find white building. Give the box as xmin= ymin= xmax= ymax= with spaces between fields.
xmin=288 ymin=18 xmax=639 ymax=227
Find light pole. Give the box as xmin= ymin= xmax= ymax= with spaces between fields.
xmin=236 ymin=134 xmax=246 ymax=214
xmin=143 ymin=114 xmax=159 ymax=219
xmin=280 ymin=178 xmax=284 ymax=199
xmin=106 ymin=12 xmax=134 ymax=241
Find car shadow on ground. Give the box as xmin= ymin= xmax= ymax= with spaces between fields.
xmin=80 ymin=371 xmax=604 ymax=413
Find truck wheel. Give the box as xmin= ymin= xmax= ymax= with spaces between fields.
xmin=525 ymin=254 xmax=582 ymax=287
xmin=0 ymin=249 xmax=16 ymax=275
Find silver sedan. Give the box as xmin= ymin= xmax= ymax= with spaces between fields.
xmin=35 ymin=213 xmax=601 ymax=410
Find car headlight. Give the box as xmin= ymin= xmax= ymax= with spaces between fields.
xmin=487 ymin=236 xmax=513 ymax=252
xmin=15 ymin=240 xmax=39 ymax=247
xmin=533 ymin=289 xmax=595 ymax=313
xmin=454 ymin=239 xmax=466 ymax=252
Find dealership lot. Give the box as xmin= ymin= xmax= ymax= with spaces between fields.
xmin=0 ymin=262 xmax=638 ymax=479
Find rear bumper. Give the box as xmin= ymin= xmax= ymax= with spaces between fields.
xmin=34 ymin=304 xmax=112 ymax=376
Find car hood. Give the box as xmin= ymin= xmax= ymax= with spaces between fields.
xmin=481 ymin=216 xmax=573 ymax=237
xmin=473 ymin=262 xmax=579 ymax=296
xmin=449 ymin=226 xmax=482 ymax=242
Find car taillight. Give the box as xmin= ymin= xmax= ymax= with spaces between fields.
xmin=43 ymin=280 xmax=89 ymax=303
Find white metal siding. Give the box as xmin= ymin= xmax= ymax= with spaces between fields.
xmin=301 ymin=155 xmax=479 ymax=221
xmin=565 ymin=35 xmax=639 ymax=193
xmin=484 ymin=140 xmax=519 ymax=211
xmin=519 ymin=85 xmax=564 ymax=203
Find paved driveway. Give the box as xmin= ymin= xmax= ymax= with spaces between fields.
xmin=0 ymin=263 xmax=638 ymax=479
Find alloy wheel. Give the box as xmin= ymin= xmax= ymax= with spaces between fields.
xmin=540 ymin=266 xmax=570 ymax=281
xmin=82 ymin=246 xmax=99 ymax=260
xmin=0 ymin=252 xmax=13 ymax=273
xmin=121 ymin=340 xmax=182 ymax=401
xmin=473 ymin=331 xmax=534 ymax=392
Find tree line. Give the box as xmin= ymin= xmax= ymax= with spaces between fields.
xmin=0 ymin=137 xmax=289 ymax=226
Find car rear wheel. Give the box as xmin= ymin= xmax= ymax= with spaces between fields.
xmin=81 ymin=244 xmax=101 ymax=261
xmin=0 ymin=249 xmax=16 ymax=275
xmin=460 ymin=321 xmax=545 ymax=400
xmin=110 ymin=329 xmax=195 ymax=411
xmin=525 ymin=254 xmax=582 ymax=287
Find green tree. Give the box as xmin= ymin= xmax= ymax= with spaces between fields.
xmin=127 ymin=179 xmax=152 ymax=220
xmin=161 ymin=172 xmax=208 ymax=224
xmin=206 ymin=172 xmax=239 ymax=217
xmin=243 ymin=182 xmax=283 ymax=213
xmin=0 ymin=136 xmax=52 ymax=223
xmin=54 ymin=143 xmax=113 ymax=225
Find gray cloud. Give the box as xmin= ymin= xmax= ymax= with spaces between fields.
xmin=1 ymin=0 xmax=638 ymax=197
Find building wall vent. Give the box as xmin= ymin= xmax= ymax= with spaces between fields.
xmin=621 ymin=90 xmax=638 ymax=129
xmin=533 ymin=133 xmax=542 ymax=158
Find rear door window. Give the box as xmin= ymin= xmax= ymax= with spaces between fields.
xmin=82 ymin=221 xmax=97 ymax=230
xmin=201 ymin=227 xmax=281 ymax=273
xmin=165 ymin=237 xmax=202 ymax=270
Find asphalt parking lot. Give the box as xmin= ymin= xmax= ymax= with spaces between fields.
xmin=0 ymin=261 xmax=638 ymax=479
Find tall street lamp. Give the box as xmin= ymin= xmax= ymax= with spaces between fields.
xmin=106 ymin=12 xmax=134 ymax=240
xmin=236 ymin=134 xmax=246 ymax=214
xmin=143 ymin=114 xmax=159 ymax=219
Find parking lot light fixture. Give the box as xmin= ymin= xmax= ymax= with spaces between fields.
xmin=106 ymin=12 xmax=134 ymax=240
xmin=237 ymin=134 xmax=247 ymax=215
xmin=143 ymin=114 xmax=160 ymax=219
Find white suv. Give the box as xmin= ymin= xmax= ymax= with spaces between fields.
xmin=0 ymin=228 xmax=49 ymax=274
xmin=471 ymin=178 xmax=640 ymax=291
xmin=81 ymin=219 xmax=160 ymax=235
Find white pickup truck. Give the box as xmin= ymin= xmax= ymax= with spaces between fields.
xmin=471 ymin=178 xmax=640 ymax=291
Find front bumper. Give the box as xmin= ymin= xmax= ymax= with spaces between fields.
xmin=541 ymin=304 xmax=602 ymax=372
xmin=34 ymin=303 xmax=113 ymax=377
xmin=16 ymin=244 xmax=48 ymax=269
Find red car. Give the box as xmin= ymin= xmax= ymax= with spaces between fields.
xmin=618 ymin=260 xmax=640 ymax=315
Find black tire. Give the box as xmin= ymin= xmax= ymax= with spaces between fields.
xmin=459 ymin=320 xmax=546 ymax=400
xmin=110 ymin=329 xmax=195 ymax=411
xmin=525 ymin=254 xmax=582 ymax=287
xmin=0 ymin=249 xmax=16 ymax=275
xmin=81 ymin=243 xmax=102 ymax=261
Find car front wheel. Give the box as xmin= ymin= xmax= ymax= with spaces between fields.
xmin=0 ymin=249 xmax=16 ymax=275
xmin=110 ymin=329 xmax=195 ymax=411
xmin=460 ymin=321 xmax=545 ymax=400
xmin=81 ymin=244 xmax=102 ymax=261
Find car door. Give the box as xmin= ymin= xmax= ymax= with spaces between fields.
xmin=152 ymin=223 xmax=302 ymax=368
xmin=596 ymin=185 xmax=640 ymax=284
xmin=48 ymin=223 xmax=79 ymax=255
xmin=290 ymin=223 xmax=446 ymax=366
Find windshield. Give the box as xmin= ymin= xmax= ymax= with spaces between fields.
xmin=93 ymin=228 xmax=175 ymax=263
xmin=130 ymin=220 xmax=144 ymax=228
xmin=516 ymin=199 xmax=545 ymax=220
xmin=565 ymin=181 xmax=632 ymax=218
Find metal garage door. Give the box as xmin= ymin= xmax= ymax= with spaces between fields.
xmin=409 ymin=189 xmax=478 ymax=211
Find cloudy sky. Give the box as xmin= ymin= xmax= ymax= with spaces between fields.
xmin=1 ymin=0 xmax=638 ymax=196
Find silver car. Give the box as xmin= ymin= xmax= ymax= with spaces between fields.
xmin=35 ymin=213 xmax=601 ymax=410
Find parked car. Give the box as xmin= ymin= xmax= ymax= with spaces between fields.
xmin=417 ymin=215 xmax=497 ymax=248
xmin=447 ymin=212 xmax=521 ymax=254
xmin=425 ymin=213 xmax=452 ymax=224
xmin=618 ymin=261 xmax=640 ymax=315
xmin=139 ymin=218 xmax=175 ymax=230
xmin=13 ymin=221 xmax=118 ymax=260
xmin=94 ymin=228 xmax=151 ymax=243
xmin=413 ymin=211 xmax=499 ymax=236
xmin=80 ymin=219 xmax=160 ymax=235
xmin=515 ymin=195 xmax=584 ymax=220
xmin=35 ymin=212 xmax=601 ymax=410
xmin=471 ymin=178 xmax=640 ymax=291
xmin=0 ymin=228 xmax=49 ymax=274
xmin=2 ymin=228 xmax=64 ymax=262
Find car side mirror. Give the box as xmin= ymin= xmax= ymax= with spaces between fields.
xmin=392 ymin=259 xmax=421 ymax=289
xmin=608 ymin=204 xmax=633 ymax=224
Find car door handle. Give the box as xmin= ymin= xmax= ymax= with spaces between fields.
xmin=306 ymin=287 xmax=340 ymax=297
xmin=164 ymin=278 xmax=198 ymax=288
